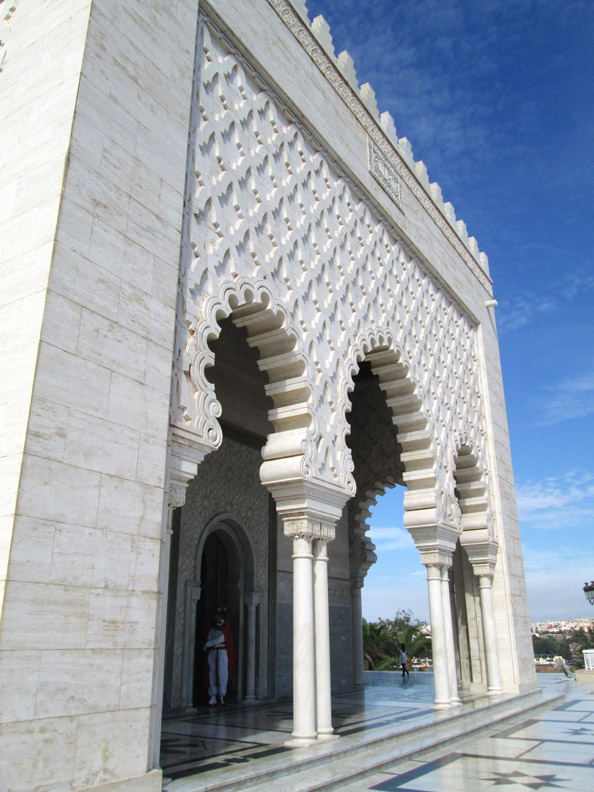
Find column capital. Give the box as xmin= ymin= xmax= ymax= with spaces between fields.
xmin=476 ymin=569 xmax=495 ymax=585
xmin=424 ymin=560 xmax=449 ymax=580
xmin=244 ymin=592 xmax=261 ymax=606
xmin=409 ymin=522 xmax=459 ymax=568
xmin=283 ymin=515 xmax=336 ymax=542
xmin=268 ymin=477 xmax=348 ymax=524
xmin=420 ymin=551 xmax=453 ymax=570
xmin=460 ymin=537 xmax=498 ymax=572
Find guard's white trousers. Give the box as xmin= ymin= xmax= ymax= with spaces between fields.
xmin=208 ymin=649 xmax=228 ymax=696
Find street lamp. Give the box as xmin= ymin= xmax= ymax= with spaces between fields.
xmin=584 ymin=581 xmax=594 ymax=605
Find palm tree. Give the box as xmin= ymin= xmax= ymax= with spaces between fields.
xmin=362 ymin=619 xmax=392 ymax=670
xmin=363 ymin=612 xmax=432 ymax=671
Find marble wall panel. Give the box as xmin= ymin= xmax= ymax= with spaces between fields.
xmin=136 ymin=432 xmax=169 ymax=489
xmin=72 ymin=708 xmax=152 ymax=791
xmin=1 ymin=1 xmax=199 ymax=790
xmin=77 ymin=309 xmax=148 ymax=383
xmin=48 ymin=241 xmax=121 ymax=323
xmin=17 ymin=456 xmax=102 ymax=528
xmin=35 ymin=649 xmax=122 ymax=719
xmin=107 ymin=374 xmax=170 ymax=438
xmin=24 ymin=398 xmax=69 ymax=462
xmin=64 ymin=411 xmax=140 ymax=479
xmin=119 ymin=649 xmax=155 ymax=710
xmin=0 ymin=650 xmax=41 ymax=722
xmin=0 ymin=712 xmax=78 ymax=792
xmin=34 ymin=342 xmax=112 ymax=420
xmin=97 ymin=475 xmax=164 ymax=538
xmin=85 ymin=589 xmax=158 ymax=651
xmin=0 ymin=581 xmax=90 ymax=651
xmin=39 ymin=291 xmax=82 ymax=356
xmin=6 ymin=516 xmax=55 ymax=584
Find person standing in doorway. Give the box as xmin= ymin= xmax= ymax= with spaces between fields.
xmin=204 ymin=606 xmax=236 ymax=705
xmin=400 ymin=643 xmax=410 ymax=680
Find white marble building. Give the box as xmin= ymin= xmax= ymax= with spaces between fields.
xmin=0 ymin=0 xmax=537 ymax=789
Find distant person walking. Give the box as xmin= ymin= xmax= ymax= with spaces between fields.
xmin=400 ymin=643 xmax=410 ymax=680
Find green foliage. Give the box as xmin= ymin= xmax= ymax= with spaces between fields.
xmin=532 ymin=621 xmax=594 ymax=665
xmin=362 ymin=610 xmax=431 ymax=671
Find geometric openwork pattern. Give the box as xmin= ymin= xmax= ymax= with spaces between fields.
xmin=173 ymin=17 xmax=492 ymax=533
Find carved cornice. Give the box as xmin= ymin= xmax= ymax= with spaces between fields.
xmin=267 ymin=0 xmax=493 ymax=295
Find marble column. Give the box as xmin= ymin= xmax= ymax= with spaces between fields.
xmin=351 ymin=582 xmax=365 ymax=686
xmin=478 ymin=574 xmax=502 ymax=694
xmin=244 ymin=592 xmax=260 ymax=702
xmin=441 ymin=564 xmax=460 ymax=705
xmin=284 ymin=519 xmax=317 ymax=746
xmin=313 ymin=525 xmax=336 ymax=739
xmin=426 ymin=563 xmax=451 ymax=708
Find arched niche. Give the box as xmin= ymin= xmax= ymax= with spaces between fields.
xmin=181 ymin=514 xmax=256 ymax=707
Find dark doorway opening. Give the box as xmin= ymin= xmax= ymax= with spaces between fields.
xmin=194 ymin=527 xmax=242 ymax=705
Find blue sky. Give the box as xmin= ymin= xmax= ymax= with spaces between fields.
xmin=308 ymin=0 xmax=594 ymax=623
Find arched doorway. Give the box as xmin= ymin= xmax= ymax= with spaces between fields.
xmin=194 ymin=526 xmax=243 ymax=705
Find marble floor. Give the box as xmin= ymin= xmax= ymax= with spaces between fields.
xmin=161 ymin=672 xmax=437 ymax=783
xmin=340 ymin=677 xmax=594 ymax=791
xmin=161 ymin=673 xmax=592 ymax=791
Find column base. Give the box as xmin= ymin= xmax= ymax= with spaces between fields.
xmin=487 ymin=687 xmax=503 ymax=696
xmin=317 ymin=731 xmax=339 ymax=742
xmin=433 ymin=701 xmax=451 ymax=709
xmin=285 ymin=736 xmax=318 ymax=748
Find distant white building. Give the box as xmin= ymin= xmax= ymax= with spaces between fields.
xmin=0 ymin=1 xmax=536 ymax=790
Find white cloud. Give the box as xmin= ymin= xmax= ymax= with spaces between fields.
xmin=496 ymin=292 xmax=555 ymax=333
xmin=368 ymin=525 xmax=415 ymax=551
xmin=531 ymin=372 xmax=594 ymax=425
xmin=562 ymin=266 xmax=594 ymax=299
xmin=516 ymin=471 xmax=594 ymax=528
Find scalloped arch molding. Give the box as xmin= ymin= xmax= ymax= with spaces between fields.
xmin=172 ymin=18 xmax=490 ymax=532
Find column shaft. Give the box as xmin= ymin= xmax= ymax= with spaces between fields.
xmin=351 ymin=584 xmax=365 ymax=686
xmin=427 ymin=564 xmax=451 ymax=707
xmin=244 ymin=594 xmax=260 ymax=701
xmin=289 ymin=535 xmax=317 ymax=745
xmin=478 ymin=576 xmax=502 ymax=693
xmin=314 ymin=539 xmax=334 ymax=738
xmin=441 ymin=566 xmax=460 ymax=704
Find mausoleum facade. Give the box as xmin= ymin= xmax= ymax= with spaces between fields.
xmin=0 ymin=1 xmax=536 ymax=790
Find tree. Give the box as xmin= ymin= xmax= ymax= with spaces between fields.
xmin=363 ymin=610 xmax=431 ymax=671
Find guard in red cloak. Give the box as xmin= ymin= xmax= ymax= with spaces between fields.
xmin=204 ymin=605 xmax=236 ymax=705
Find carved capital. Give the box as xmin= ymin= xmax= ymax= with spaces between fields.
xmin=282 ymin=514 xmax=336 ymax=542
xmin=477 ymin=570 xmax=495 ymax=586
xmin=245 ymin=591 xmax=261 ymax=607
xmin=420 ymin=551 xmax=453 ymax=569
xmin=168 ymin=484 xmax=187 ymax=510
xmin=461 ymin=538 xmax=499 ymax=576
xmin=283 ymin=516 xmax=317 ymax=541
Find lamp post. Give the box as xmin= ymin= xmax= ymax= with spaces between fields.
xmin=584 ymin=581 xmax=594 ymax=605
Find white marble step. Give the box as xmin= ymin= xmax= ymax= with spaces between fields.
xmin=164 ymin=687 xmax=563 ymax=792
